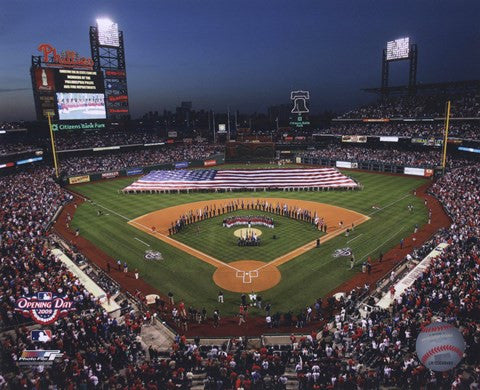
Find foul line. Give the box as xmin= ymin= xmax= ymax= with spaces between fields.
xmin=75 ymin=190 xmax=416 ymax=283
xmin=347 ymin=233 xmax=363 ymax=243
xmin=254 ymin=215 xmax=370 ymax=272
xmin=357 ymin=224 xmax=408 ymax=263
xmin=368 ymin=193 xmax=411 ymax=217
xmin=81 ymin=196 xmax=240 ymax=272
xmin=254 ymin=191 xmax=414 ymax=273
xmin=134 ymin=237 xmax=150 ymax=247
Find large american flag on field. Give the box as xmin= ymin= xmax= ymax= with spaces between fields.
xmin=123 ymin=168 xmax=358 ymax=192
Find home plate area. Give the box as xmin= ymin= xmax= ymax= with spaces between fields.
xmin=213 ymin=260 xmax=281 ymax=293
xmin=236 ymin=269 xmax=259 ymax=283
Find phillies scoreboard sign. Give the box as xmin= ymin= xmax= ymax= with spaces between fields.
xmin=37 ymin=43 xmax=94 ymax=69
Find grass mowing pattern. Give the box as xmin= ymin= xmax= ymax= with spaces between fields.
xmin=173 ymin=210 xmax=323 ymax=263
xmin=69 ymin=168 xmax=428 ymax=316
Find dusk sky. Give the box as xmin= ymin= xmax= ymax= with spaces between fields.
xmin=0 ymin=0 xmax=479 ymax=120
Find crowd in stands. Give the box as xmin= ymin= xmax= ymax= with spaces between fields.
xmin=320 ymin=122 xmax=480 ymax=140
xmin=50 ymin=236 xmax=121 ymax=297
xmin=301 ymin=146 xmax=440 ymax=167
xmin=54 ymin=130 xmax=167 ymax=151
xmin=283 ymin=163 xmax=480 ymax=389
xmin=300 ymin=145 xmax=476 ymax=168
xmin=59 ymin=144 xmax=223 ymax=175
xmin=339 ymin=93 xmax=480 ymax=119
xmin=0 ymin=167 xmax=150 ymax=388
xmin=1 ymin=153 xmax=479 ymax=388
xmin=0 ymin=121 xmax=26 ymax=130
xmin=0 ymin=142 xmax=42 ymax=156
xmin=0 ymin=130 xmax=43 ymax=156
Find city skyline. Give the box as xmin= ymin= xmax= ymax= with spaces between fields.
xmin=0 ymin=0 xmax=479 ymax=121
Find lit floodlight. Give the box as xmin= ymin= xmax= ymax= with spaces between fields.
xmin=96 ymin=18 xmax=119 ymax=47
xmin=386 ymin=37 xmax=410 ymax=61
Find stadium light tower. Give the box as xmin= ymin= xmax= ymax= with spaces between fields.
xmin=381 ymin=37 xmax=417 ymax=95
xmin=90 ymin=18 xmax=130 ymax=121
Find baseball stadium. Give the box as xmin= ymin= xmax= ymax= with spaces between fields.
xmin=0 ymin=1 xmax=479 ymax=389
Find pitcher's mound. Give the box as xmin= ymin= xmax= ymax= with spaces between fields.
xmin=233 ymin=228 xmax=262 ymax=238
xmin=213 ymin=260 xmax=281 ymax=293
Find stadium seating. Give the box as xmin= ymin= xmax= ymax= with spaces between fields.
xmin=58 ymin=143 xmax=223 ymax=175
xmin=0 ymin=160 xmax=479 ymax=388
xmin=319 ymin=122 xmax=480 ymax=140
xmin=300 ymin=145 xmax=473 ymax=168
xmin=339 ymin=93 xmax=480 ymax=119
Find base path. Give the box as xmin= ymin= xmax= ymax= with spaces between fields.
xmin=128 ymin=197 xmax=369 ymax=292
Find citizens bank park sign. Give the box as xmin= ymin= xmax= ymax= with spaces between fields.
xmin=51 ymin=122 xmax=106 ymax=131
xmin=15 ymin=292 xmax=75 ymax=325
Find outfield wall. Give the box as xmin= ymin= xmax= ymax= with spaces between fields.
xmin=62 ymin=154 xmax=225 ymax=185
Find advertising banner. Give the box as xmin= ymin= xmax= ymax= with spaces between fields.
xmin=34 ymin=68 xmax=55 ymax=92
xmin=404 ymin=167 xmax=425 ymax=176
xmin=105 ymin=69 xmax=126 ymax=78
xmin=458 ymin=146 xmax=480 ymax=154
xmin=175 ymin=162 xmax=189 ymax=169
xmin=101 ymin=171 xmax=119 ymax=179
xmin=108 ymin=95 xmax=128 ymax=102
xmin=362 ymin=118 xmax=390 ymax=123
xmin=336 ymin=161 xmax=353 ymax=168
xmin=16 ymin=157 xmax=43 ymax=165
xmin=144 ymin=142 xmax=165 ymax=146
xmin=93 ymin=146 xmax=120 ymax=151
xmin=52 ymin=121 xmax=106 ymax=131
xmin=204 ymin=159 xmax=216 ymax=167
xmin=380 ymin=136 xmax=399 ymax=142
xmin=342 ymin=135 xmax=367 ymax=143
xmin=411 ymin=138 xmax=442 ymax=147
xmin=126 ymin=168 xmax=143 ymax=176
xmin=108 ymin=108 xmax=129 ymax=114
xmin=69 ymin=175 xmax=90 ymax=184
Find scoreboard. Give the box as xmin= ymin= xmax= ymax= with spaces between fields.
xmin=55 ymin=69 xmax=104 ymax=91
xmin=33 ymin=67 xmax=106 ymax=121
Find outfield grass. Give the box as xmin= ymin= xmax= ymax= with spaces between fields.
xmin=69 ymin=166 xmax=428 ymax=316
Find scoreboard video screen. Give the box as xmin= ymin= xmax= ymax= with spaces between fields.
xmin=56 ymin=93 xmax=106 ymax=120
xmin=386 ymin=37 xmax=410 ymax=61
xmin=33 ymin=67 xmax=106 ymax=121
xmin=55 ymin=69 xmax=104 ymax=91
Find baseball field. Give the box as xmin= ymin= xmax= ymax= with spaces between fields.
xmin=68 ymin=164 xmax=428 ymax=316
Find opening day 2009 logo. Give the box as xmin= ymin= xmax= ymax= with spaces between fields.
xmin=15 ymin=292 xmax=75 ymax=325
